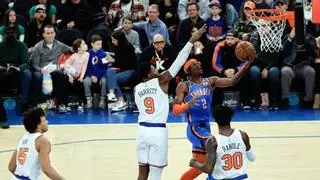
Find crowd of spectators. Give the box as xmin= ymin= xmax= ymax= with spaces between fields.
xmin=0 ymin=0 xmax=319 ymax=129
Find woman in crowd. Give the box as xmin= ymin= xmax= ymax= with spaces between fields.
xmin=0 ymin=9 xmax=25 ymax=43
xmin=107 ymin=30 xmax=137 ymax=112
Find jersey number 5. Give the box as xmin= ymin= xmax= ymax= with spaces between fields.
xmin=17 ymin=148 xmax=29 ymax=165
xmin=144 ymin=97 xmax=155 ymax=114
xmin=221 ymin=152 xmax=243 ymax=171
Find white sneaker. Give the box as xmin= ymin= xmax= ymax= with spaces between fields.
xmin=77 ymin=105 xmax=84 ymax=111
xmin=66 ymin=106 xmax=71 ymax=112
xmin=111 ymin=101 xmax=128 ymax=112
xmin=58 ymin=105 xmax=67 ymax=113
xmin=107 ymin=93 xmax=117 ymax=102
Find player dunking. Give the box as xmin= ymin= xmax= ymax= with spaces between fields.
xmin=134 ymin=25 xmax=206 ymax=180
xmin=173 ymin=58 xmax=252 ymax=180
xmin=189 ymin=105 xmax=256 ymax=179
xmin=8 ymin=108 xmax=65 ymax=180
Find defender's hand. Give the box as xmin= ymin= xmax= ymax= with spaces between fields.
xmin=190 ymin=25 xmax=207 ymax=43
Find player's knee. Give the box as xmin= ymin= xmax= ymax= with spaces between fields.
xmin=149 ymin=166 xmax=163 ymax=180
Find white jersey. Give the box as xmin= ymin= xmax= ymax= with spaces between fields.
xmin=13 ymin=133 xmax=42 ymax=180
xmin=134 ymin=78 xmax=169 ymax=124
xmin=212 ymin=129 xmax=248 ymax=180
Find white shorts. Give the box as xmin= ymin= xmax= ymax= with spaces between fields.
xmin=136 ymin=125 xmax=168 ymax=167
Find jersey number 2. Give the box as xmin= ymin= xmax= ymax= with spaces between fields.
xmin=221 ymin=152 xmax=243 ymax=171
xmin=144 ymin=97 xmax=155 ymax=114
xmin=17 ymin=148 xmax=29 ymax=165
xmin=201 ymin=99 xmax=207 ymax=109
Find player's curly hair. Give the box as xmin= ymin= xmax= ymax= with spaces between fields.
xmin=212 ymin=105 xmax=234 ymax=126
xmin=23 ymin=108 xmax=45 ymax=133
xmin=137 ymin=61 xmax=152 ymax=82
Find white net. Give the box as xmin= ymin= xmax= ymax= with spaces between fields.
xmin=247 ymin=10 xmax=287 ymax=53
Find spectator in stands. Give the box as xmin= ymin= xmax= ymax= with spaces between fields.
xmin=248 ymin=23 xmax=281 ymax=110
xmin=25 ymin=4 xmax=51 ymax=53
xmin=286 ymin=0 xmax=295 ymax=11
xmin=225 ymin=0 xmax=244 ymax=13
xmin=30 ymin=25 xmax=71 ymax=108
xmin=122 ymin=16 xmax=141 ymax=54
xmin=57 ymin=39 xmax=89 ymax=111
xmin=154 ymin=0 xmax=178 ymax=29
xmin=29 ymin=0 xmax=57 ymax=25
xmin=253 ymin=0 xmax=271 ymax=9
xmin=138 ymin=0 xmax=149 ymax=11
xmin=177 ymin=0 xmax=211 ymax=21
xmin=313 ymin=37 xmax=320 ymax=109
xmin=64 ymin=39 xmax=88 ymax=84
xmin=187 ymin=39 xmax=214 ymax=77
xmin=206 ymin=1 xmax=227 ymax=47
xmin=101 ymin=0 xmax=115 ymax=14
xmin=84 ymin=35 xmax=109 ymax=109
xmin=107 ymin=30 xmax=137 ymax=112
xmin=222 ymin=0 xmax=239 ymax=29
xmin=140 ymin=33 xmax=177 ymax=94
xmin=273 ymin=0 xmax=293 ymax=36
xmin=59 ymin=0 xmax=93 ymax=37
xmin=0 ymin=27 xmax=31 ymax=124
xmin=232 ymin=1 xmax=256 ymax=41
xmin=87 ymin=0 xmax=104 ymax=14
xmin=176 ymin=2 xmax=206 ymax=51
xmin=140 ymin=34 xmax=177 ymax=73
xmin=133 ymin=4 xmax=171 ymax=45
xmin=212 ymin=30 xmax=249 ymax=105
xmin=152 ymin=0 xmax=178 ymax=46
xmin=280 ymin=28 xmax=317 ymax=109
xmin=107 ymin=0 xmax=146 ymax=29
xmin=0 ymin=9 xmax=24 ymax=43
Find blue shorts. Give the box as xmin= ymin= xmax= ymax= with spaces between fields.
xmin=186 ymin=122 xmax=211 ymax=153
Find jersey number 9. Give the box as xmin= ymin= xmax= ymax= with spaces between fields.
xmin=144 ymin=97 xmax=155 ymax=114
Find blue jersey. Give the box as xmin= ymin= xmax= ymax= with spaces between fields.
xmin=184 ymin=78 xmax=212 ymax=124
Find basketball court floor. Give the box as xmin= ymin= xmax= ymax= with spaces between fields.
xmin=0 ymin=108 xmax=320 ymax=179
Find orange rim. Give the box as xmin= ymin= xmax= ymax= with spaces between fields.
xmin=246 ymin=9 xmax=293 ymax=21
xmin=246 ymin=9 xmax=295 ymax=27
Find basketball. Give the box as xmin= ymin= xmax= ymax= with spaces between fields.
xmin=235 ymin=41 xmax=256 ymax=61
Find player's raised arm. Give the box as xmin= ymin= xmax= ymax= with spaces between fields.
xmin=158 ymin=25 xmax=207 ymax=85
xmin=189 ymin=136 xmax=217 ymax=173
xmin=240 ymin=130 xmax=256 ymax=162
xmin=37 ymin=136 xmax=65 ymax=180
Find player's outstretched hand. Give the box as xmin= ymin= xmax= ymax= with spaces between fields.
xmin=190 ymin=24 xmax=207 ymax=43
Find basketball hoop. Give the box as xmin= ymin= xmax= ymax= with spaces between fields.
xmin=246 ymin=9 xmax=294 ymax=53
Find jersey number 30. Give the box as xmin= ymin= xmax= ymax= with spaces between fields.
xmin=221 ymin=152 xmax=243 ymax=171
xmin=144 ymin=97 xmax=155 ymax=114
xmin=17 ymin=148 xmax=29 ymax=165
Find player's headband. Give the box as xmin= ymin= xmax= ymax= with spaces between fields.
xmin=183 ymin=59 xmax=197 ymax=74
